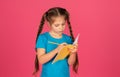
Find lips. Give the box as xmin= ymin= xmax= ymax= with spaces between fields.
xmin=59 ymin=31 xmax=63 ymax=32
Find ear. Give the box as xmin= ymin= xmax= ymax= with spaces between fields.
xmin=47 ymin=22 xmax=51 ymax=29
xmin=47 ymin=22 xmax=51 ymax=26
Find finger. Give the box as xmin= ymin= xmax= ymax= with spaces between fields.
xmin=72 ymin=46 xmax=76 ymax=49
xmin=69 ymin=48 xmax=75 ymax=51
xmin=62 ymin=43 xmax=67 ymax=46
xmin=69 ymin=47 xmax=74 ymax=50
xmin=73 ymin=48 xmax=78 ymax=51
xmin=70 ymin=49 xmax=77 ymax=53
xmin=75 ymin=45 xmax=78 ymax=48
xmin=74 ymin=44 xmax=78 ymax=48
xmin=74 ymin=43 xmax=78 ymax=46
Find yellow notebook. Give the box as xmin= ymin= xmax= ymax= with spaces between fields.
xmin=52 ymin=34 xmax=80 ymax=64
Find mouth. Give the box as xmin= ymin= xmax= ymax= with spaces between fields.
xmin=59 ymin=31 xmax=63 ymax=32
xmin=56 ymin=31 xmax=63 ymax=33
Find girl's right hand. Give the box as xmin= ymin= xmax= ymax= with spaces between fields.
xmin=56 ymin=42 xmax=67 ymax=53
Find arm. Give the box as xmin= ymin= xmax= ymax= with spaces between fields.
xmin=68 ymin=52 xmax=77 ymax=66
xmin=36 ymin=48 xmax=59 ymax=64
xmin=67 ymin=43 xmax=78 ymax=66
xmin=36 ymin=42 xmax=67 ymax=64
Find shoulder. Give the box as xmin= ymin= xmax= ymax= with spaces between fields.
xmin=63 ymin=33 xmax=71 ymax=38
xmin=63 ymin=33 xmax=73 ymax=44
xmin=37 ymin=32 xmax=48 ymax=41
xmin=38 ymin=32 xmax=48 ymax=38
xmin=36 ymin=32 xmax=48 ymax=49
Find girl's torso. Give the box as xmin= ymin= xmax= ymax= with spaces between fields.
xmin=36 ymin=32 xmax=73 ymax=77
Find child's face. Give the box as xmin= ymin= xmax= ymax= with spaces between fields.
xmin=49 ymin=16 xmax=66 ymax=34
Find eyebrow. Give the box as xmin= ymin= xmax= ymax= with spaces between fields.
xmin=59 ymin=22 xmax=66 ymax=24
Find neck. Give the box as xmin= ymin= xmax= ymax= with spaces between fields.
xmin=49 ymin=30 xmax=62 ymax=38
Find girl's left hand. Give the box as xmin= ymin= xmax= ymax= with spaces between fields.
xmin=69 ymin=43 xmax=78 ymax=54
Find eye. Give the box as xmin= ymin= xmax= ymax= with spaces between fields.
xmin=54 ymin=24 xmax=59 ymax=27
xmin=62 ymin=23 xmax=65 ymax=26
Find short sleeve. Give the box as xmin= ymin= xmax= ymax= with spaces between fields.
xmin=35 ymin=35 xmax=46 ymax=49
xmin=67 ymin=36 xmax=73 ymax=44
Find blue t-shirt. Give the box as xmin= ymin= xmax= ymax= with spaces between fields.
xmin=35 ymin=32 xmax=73 ymax=77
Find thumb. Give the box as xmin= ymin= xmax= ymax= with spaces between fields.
xmin=61 ymin=42 xmax=67 ymax=45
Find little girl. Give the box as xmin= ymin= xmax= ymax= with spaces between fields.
xmin=33 ymin=7 xmax=79 ymax=77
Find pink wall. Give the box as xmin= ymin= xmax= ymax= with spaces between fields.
xmin=0 ymin=0 xmax=120 ymax=77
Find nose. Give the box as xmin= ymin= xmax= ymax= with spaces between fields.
xmin=59 ymin=25 xmax=63 ymax=30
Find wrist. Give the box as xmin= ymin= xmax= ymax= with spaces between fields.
xmin=54 ymin=47 xmax=60 ymax=54
xmin=70 ymin=52 xmax=77 ymax=55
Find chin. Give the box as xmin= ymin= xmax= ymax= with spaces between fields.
xmin=59 ymin=31 xmax=63 ymax=33
xmin=55 ymin=30 xmax=63 ymax=33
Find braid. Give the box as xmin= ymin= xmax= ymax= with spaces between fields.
xmin=67 ymin=17 xmax=75 ymax=42
xmin=32 ymin=12 xmax=46 ymax=76
xmin=67 ymin=16 xmax=79 ymax=74
xmin=36 ymin=13 xmax=46 ymax=43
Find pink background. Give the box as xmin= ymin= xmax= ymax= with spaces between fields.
xmin=0 ymin=0 xmax=120 ymax=77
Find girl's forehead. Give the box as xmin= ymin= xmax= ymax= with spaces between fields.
xmin=51 ymin=16 xmax=66 ymax=24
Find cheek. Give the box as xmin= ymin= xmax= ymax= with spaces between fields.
xmin=63 ymin=25 xmax=66 ymax=29
xmin=53 ymin=27 xmax=59 ymax=30
xmin=50 ymin=25 xmax=58 ymax=30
